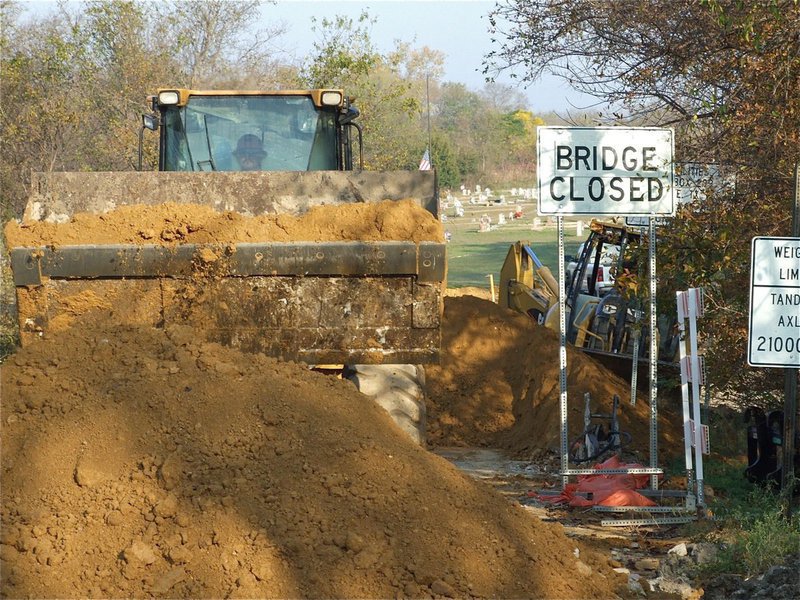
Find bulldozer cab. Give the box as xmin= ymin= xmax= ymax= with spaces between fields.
xmin=144 ymin=89 xmax=360 ymax=172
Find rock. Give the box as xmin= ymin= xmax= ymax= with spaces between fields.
xmin=105 ymin=510 xmax=124 ymax=526
xmin=430 ymin=579 xmax=456 ymax=597
xmin=154 ymin=493 xmax=178 ymax=518
xmin=653 ymin=576 xmax=697 ymax=599
xmin=669 ymin=542 xmax=688 ymax=557
xmin=123 ymin=540 xmax=158 ymax=566
xmin=250 ymin=562 xmax=273 ymax=582
xmin=168 ymin=546 xmax=191 ymax=565
xmin=634 ymin=557 xmax=660 ymax=571
xmin=702 ymin=572 xmax=744 ymax=600
xmin=0 ymin=544 xmax=19 ymax=563
xmin=150 ymin=567 xmax=186 ymax=594
xmin=403 ymin=581 xmax=422 ymax=597
xmin=344 ymin=531 xmax=365 ymax=553
xmin=74 ymin=459 xmax=106 ymax=488
xmin=575 ymin=559 xmax=592 ymax=576
xmin=689 ymin=542 xmax=718 ymax=565
xmin=762 ymin=564 xmax=795 ymax=587
xmin=627 ymin=575 xmax=645 ymax=596
xmin=772 ymin=583 xmax=800 ymax=600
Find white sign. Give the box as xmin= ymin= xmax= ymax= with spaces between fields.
xmin=537 ymin=127 xmax=674 ymax=216
xmin=674 ymin=163 xmax=736 ymax=205
xmin=625 ymin=215 xmax=668 ymax=228
xmin=626 ymin=163 xmax=736 ymax=228
xmin=748 ymin=236 xmax=800 ymax=367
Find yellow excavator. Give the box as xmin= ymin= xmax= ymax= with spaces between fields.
xmin=7 ymin=88 xmax=443 ymax=443
xmin=499 ymin=220 xmax=679 ymax=374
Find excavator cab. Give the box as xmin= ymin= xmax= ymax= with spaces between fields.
xmin=563 ymin=221 xmax=641 ymax=354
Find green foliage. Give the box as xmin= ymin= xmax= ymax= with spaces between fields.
xmin=701 ymin=462 xmax=800 ymax=578
xmin=1 ymin=1 xmax=544 ymax=224
xmin=302 ymin=11 xmax=380 ymax=88
xmin=428 ymin=136 xmax=460 ymax=189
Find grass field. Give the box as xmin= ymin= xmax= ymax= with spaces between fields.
xmin=441 ymin=192 xmax=586 ymax=290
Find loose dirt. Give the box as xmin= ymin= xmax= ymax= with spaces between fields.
xmin=1 ymin=318 xmax=632 ymax=599
xmin=0 ymin=202 xmax=677 ymax=598
xmin=3 ymin=199 xmax=444 ymax=247
xmin=428 ymin=294 xmax=683 ymax=461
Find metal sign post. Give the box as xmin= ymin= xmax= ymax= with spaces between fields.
xmin=649 ymin=217 xmax=660 ymax=489
xmin=558 ymin=216 xmax=569 ymax=489
xmin=536 ymin=126 xmax=675 ymax=496
xmin=784 ymin=163 xmax=800 ymax=517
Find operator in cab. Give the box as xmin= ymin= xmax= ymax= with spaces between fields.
xmin=233 ymin=134 xmax=266 ymax=171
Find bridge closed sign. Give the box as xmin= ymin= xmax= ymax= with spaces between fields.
xmin=537 ymin=126 xmax=674 ymax=216
xmin=748 ymin=236 xmax=800 ymax=367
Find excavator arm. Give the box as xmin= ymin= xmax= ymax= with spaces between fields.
xmin=498 ymin=242 xmax=558 ymax=320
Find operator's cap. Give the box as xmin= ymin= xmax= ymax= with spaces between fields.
xmin=234 ymin=134 xmax=266 ymax=158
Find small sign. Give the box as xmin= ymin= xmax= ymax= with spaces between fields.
xmin=625 ymin=163 xmax=735 ymax=228
xmin=748 ymin=236 xmax=800 ymax=367
xmin=674 ymin=162 xmax=735 ymax=204
xmin=625 ymin=215 xmax=669 ymax=228
xmin=537 ymin=126 xmax=674 ymax=216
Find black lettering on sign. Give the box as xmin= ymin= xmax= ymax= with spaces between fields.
xmin=779 ymin=268 xmax=799 ymax=280
xmin=556 ymin=146 xmax=572 ymax=170
xmin=608 ymin=177 xmax=624 ymax=201
xmin=770 ymin=293 xmax=800 ymax=305
xmin=588 ymin=177 xmax=604 ymax=201
xmin=550 ymin=176 xmax=566 ymax=201
xmin=553 ymin=145 xmax=663 ymax=172
xmin=774 ymin=245 xmax=800 ymax=259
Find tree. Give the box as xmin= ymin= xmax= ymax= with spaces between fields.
xmin=157 ymin=0 xmax=284 ymax=88
xmin=300 ymin=11 xmax=445 ymax=171
xmin=486 ymin=0 xmax=800 ymax=398
xmin=427 ymin=135 xmax=461 ymax=189
xmin=0 ymin=0 xmax=298 ymax=218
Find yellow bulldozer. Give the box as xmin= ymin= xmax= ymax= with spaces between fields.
xmin=6 ymin=88 xmax=444 ymax=443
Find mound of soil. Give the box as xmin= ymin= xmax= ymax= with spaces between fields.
xmin=0 ymin=204 xmax=676 ymax=598
xmin=426 ymin=294 xmax=683 ymax=461
xmin=0 ymin=201 xmax=636 ymax=598
xmin=0 ymin=321 xmax=627 ymax=599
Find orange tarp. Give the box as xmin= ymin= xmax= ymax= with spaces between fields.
xmin=530 ymin=456 xmax=657 ymax=507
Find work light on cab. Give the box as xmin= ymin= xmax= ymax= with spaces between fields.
xmin=158 ymin=90 xmax=180 ymax=106
xmin=320 ymin=90 xmax=343 ymax=106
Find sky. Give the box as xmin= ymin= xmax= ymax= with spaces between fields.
xmin=266 ymin=0 xmax=593 ymax=112
xmin=20 ymin=0 xmax=594 ymax=112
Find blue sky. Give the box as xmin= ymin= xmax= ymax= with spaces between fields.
xmin=266 ymin=0 xmax=591 ymax=111
xmin=20 ymin=0 xmax=593 ymax=112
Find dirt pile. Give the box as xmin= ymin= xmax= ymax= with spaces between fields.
xmin=426 ymin=294 xmax=682 ymax=460
xmin=3 ymin=199 xmax=444 ymax=246
xmin=0 ymin=320 xmax=627 ymax=599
